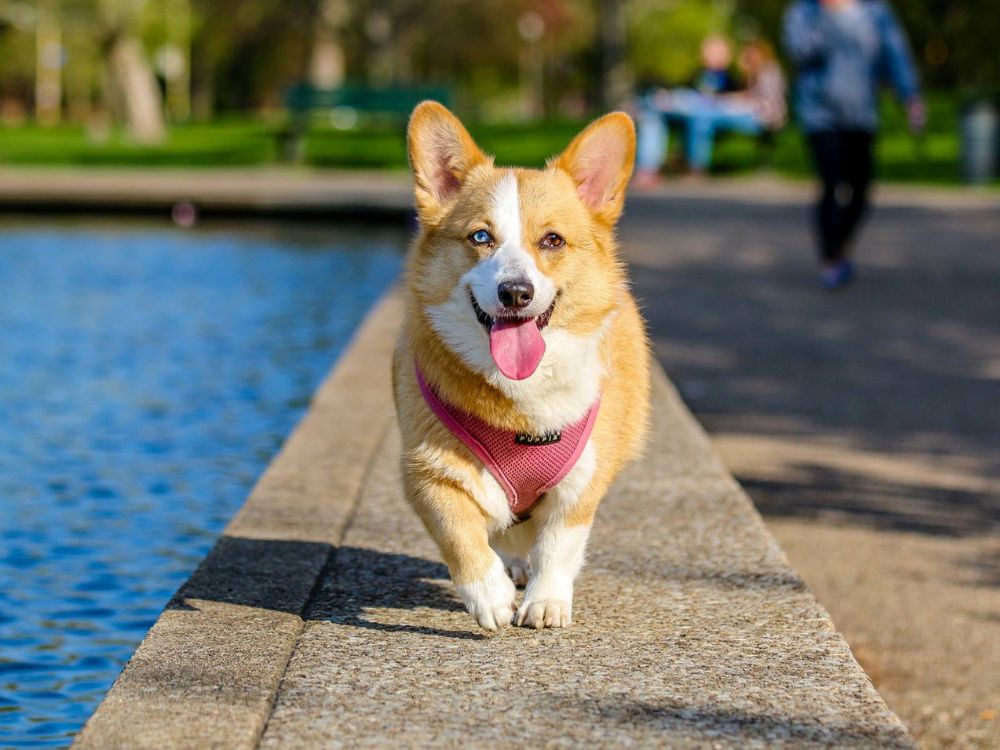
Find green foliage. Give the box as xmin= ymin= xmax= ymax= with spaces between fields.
xmin=735 ymin=0 xmax=1000 ymax=90
xmin=711 ymin=91 xmax=967 ymax=183
xmin=892 ymin=0 xmax=1000 ymax=90
xmin=0 ymin=91 xmax=980 ymax=186
xmin=627 ymin=0 xmax=734 ymax=86
xmin=0 ymin=121 xmax=278 ymax=165
xmin=191 ymin=0 xmax=315 ymax=112
xmin=304 ymin=119 xmax=587 ymax=169
xmin=3 ymin=0 xmax=996 ymax=125
xmin=0 ymin=27 xmax=34 ymax=88
xmin=0 ymin=119 xmax=587 ymax=169
xmin=303 ymin=127 xmax=407 ymax=169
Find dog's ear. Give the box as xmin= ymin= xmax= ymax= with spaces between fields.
xmin=408 ymin=101 xmax=489 ymax=224
xmin=553 ymin=112 xmax=635 ymax=225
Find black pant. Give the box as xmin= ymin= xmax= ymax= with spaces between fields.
xmin=806 ymin=130 xmax=874 ymax=263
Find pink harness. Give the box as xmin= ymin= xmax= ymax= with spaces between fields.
xmin=416 ymin=365 xmax=599 ymax=516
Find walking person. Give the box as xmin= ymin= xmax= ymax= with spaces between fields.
xmin=783 ymin=0 xmax=924 ymax=290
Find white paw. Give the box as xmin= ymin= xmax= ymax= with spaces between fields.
xmin=455 ymin=557 xmax=516 ymax=631
xmin=515 ymin=598 xmax=572 ymax=629
xmin=505 ymin=558 xmax=530 ymax=587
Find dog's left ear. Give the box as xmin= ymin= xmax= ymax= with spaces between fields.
xmin=408 ymin=101 xmax=490 ymax=224
xmin=554 ymin=112 xmax=635 ymax=225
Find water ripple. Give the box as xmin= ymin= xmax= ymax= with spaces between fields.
xmin=0 ymin=218 xmax=404 ymax=747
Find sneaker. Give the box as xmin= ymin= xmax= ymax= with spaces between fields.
xmin=820 ymin=260 xmax=855 ymax=291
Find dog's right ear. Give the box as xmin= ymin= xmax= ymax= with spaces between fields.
xmin=408 ymin=101 xmax=489 ymax=224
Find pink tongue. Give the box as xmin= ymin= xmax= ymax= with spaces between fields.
xmin=489 ymin=318 xmax=546 ymax=380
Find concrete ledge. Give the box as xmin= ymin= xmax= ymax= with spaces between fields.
xmin=0 ymin=167 xmax=413 ymax=220
xmin=73 ymin=289 xmax=915 ymax=749
xmin=1 ymin=168 xmax=997 ymax=220
xmin=72 ymin=291 xmax=403 ymax=749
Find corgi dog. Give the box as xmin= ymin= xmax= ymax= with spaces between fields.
xmin=392 ymin=102 xmax=650 ymax=631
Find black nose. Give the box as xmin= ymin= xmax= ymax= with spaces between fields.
xmin=497 ymin=280 xmax=534 ymax=309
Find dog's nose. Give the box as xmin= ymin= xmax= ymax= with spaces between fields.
xmin=497 ymin=280 xmax=534 ymax=309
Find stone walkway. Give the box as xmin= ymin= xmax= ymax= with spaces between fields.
xmin=73 ymin=292 xmax=912 ymax=749
xmin=56 ymin=170 xmax=998 ymax=748
xmin=1 ymin=167 xmax=996 ymax=217
xmin=0 ymin=167 xmax=412 ymax=217
xmin=622 ymin=184 xmax=1000 ymax=749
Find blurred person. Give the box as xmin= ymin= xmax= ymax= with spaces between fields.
xmin=635 ymin=38 xmax=787 ymax=184
xmin=694 ymin=34 xmax=739 ymax=95
xmin=784 ymin=0 xmax=925 ymax=290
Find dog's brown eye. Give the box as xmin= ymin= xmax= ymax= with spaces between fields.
xmin=541 ymin=232 xmax=565 ymax=249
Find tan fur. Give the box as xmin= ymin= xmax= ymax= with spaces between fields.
xmin=393 ymin=102 xmax=651 ymax=629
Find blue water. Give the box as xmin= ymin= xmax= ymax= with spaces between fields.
xmin=0 ymin=218 xmax=404 ymax=747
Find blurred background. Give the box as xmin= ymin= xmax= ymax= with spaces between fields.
xmin=0 ymin=0 xmax=996 ymax=182
xmin=0 ymin=2 xmax=998 ymax=749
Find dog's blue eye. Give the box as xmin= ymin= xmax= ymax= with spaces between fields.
xmin=470 ymin=229 xmax=492 ymax=245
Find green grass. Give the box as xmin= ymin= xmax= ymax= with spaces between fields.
xmin=0 ymin=92 xmax=987 ymax=185
xmin=0 ymin=120 xmax=280 ymax=166
xmin=301 ymin=119 xmax=587 ymax=169
xmin=710 ymin=128 xmax=964 ymax=184
xmin=709 ymin=92 xmax=970 ymax=185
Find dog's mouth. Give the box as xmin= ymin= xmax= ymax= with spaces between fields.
xmin=469 ymin=292 xmax=556 ymax=331
xmin=470 ymin=292 xmax=557 ymax=381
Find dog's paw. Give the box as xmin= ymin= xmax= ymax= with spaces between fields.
xmin=515 ymin=598 xmax=572 ymax=629
xmin=505 ymin=558 xmax=530 ymax=588
xmin=456 ymin=557 xmax=516 ymax=631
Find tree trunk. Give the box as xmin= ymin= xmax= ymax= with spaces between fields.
xmin=35 ymin=8 xmax=62 ymax=125
xmin=598 ymin=0 xmax=630 ymax=110
xmin=107 ymin=33 xmax=166 ymax=143
xmin=190 ymin=43 xmax=215 ymax=122
xmin=309 ymin=32 xmax=345 ymax=89
xmin=309 ymin=0 xmax=347 ymax=88
xmin=164 ymin=0 xmax=191 ymax=121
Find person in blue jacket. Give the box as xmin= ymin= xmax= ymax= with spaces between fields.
xmin=783 ymin=0 xmax=925 ymax=290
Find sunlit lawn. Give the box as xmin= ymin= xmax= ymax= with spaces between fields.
xmin=711 ymin=90 xmax=969 ymax=184
xmin=0 ymin=120 xmax=279 ymax=166
xmin=0 ymin=93 xmax=984 ymax=185
xmin=0 ymin=118 xmax=593 ymax=170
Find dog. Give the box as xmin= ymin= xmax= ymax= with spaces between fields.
xmin=392 ymin=101 xmax=651 ymax=631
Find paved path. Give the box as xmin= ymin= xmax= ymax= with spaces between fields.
xmin=58 ymin=170 xmax=997 ymax=747
xmin=74 ymin=293 xmax=912 ymax=749
xmin=0 ymin=167 xmax=413 ymax=217
xmin=1 ymin=167 xmax=997 ymax=217
xmin=622 ymin=185 xmax=1000 ymax=749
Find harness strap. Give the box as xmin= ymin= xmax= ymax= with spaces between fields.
xmin=415 ymin=364 xmax=599 ymax=516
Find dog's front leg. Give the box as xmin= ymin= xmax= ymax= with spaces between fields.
xmin=515 ymin=514 xmax=592 ymax=629
xmin=404 ymin=476 xmax=515 ymax=631
xmin=516 ymin=442 xmax=604 ymax=629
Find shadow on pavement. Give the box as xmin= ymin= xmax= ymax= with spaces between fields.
xmin=305 ymin=544 xmax=485 ymax=641
xmin=168 ymin=536 xmax=483 ymax=640
xmin=622 ymin=196 xmax=1000 ymax=537
xmin=568 ymin=696 xmax=911 ymax=748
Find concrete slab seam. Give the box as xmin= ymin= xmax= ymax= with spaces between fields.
xmin=252 ymin=415 xmax=395 ymax=748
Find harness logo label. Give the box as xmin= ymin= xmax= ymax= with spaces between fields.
xmin=515 ymin=431 xmax=562 ymax=446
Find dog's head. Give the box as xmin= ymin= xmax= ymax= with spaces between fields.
xmin=407 ymin=101 xmax=634 ymax=383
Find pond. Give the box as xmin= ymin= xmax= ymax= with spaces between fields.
xmin=0 ymin=218 xmax=405 ymax=748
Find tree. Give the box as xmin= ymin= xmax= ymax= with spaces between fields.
xmin=627 ymin=0 xmax=732 ymax=87
xmin=735 ymin=0 xmax=1000 ymax=90
xmin=309 ymin=0 xmax=348 ymax=89
xmin=97 ymin=0 xmax=165 ymax=142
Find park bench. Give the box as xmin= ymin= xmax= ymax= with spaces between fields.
xmin=280 ymin=83 xmax=452 ymax=162
xmin=657 ymin=111 xmax=781 ymax=173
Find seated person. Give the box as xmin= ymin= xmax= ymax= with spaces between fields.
xmin=691 ymin=34 xmax=740 ymax=96
xmin=635 ymin=38 xmax=787 ymax=183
